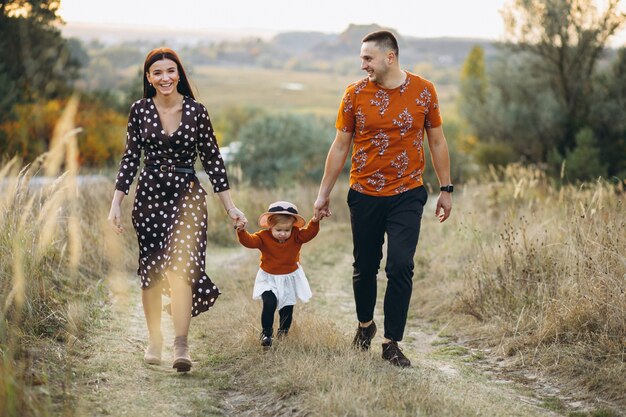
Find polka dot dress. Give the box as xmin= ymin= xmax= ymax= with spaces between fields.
xmin=115 ymin=96 xmax=229 ymax=316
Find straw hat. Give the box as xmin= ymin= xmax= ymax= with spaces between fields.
xmin=258 ymin=201 xmax=306 ymax=228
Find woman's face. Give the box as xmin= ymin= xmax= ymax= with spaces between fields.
xmin=270 ymin=219 xmax=295 ymax=243
xmin=146 ymin=58 xmax=180 ymax=97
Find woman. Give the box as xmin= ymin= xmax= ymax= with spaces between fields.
xmin=107 ymin=47 xmax=247 ymax=372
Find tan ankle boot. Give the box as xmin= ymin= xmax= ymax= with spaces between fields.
xmin=173 ymin=335 xmax=192 ymax=372
xmin=144 ymin=336 xmax=163 ymax=365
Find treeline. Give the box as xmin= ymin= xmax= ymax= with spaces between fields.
xmin=1 ymin=0 xmax=625 ymax=184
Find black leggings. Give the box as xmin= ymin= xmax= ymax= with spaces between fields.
xmin=261 ymin=291 xmax=293 ymax=336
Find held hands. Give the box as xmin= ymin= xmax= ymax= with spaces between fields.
xmin=435 ymin=192 xmax=452 ymax=223
xmin=313 ymin=195 xmax=331 ymax=221
xmin=227 ymin=207 xmax=248 ymax=231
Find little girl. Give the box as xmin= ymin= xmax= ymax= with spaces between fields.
xmin=236 ymin=201 xmax=320 ymax=347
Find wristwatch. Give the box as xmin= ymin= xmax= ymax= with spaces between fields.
xmin=440 ymin=184 xmax=454 ymax=193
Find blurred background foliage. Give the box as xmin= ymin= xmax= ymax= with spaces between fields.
xmin=0 ymin=0 xmax=625 ymax=181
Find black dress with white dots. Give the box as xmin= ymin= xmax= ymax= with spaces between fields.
xmin=115 ymin=96 xmax=229 ymax=317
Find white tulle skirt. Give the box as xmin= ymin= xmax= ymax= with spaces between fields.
xmin=252 ymin=264 xmax=312 ymax=310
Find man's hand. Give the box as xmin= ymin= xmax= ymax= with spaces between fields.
xmin=435 ymin=192 xmax=452 ymax=223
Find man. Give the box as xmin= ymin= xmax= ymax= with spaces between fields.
xmin=314 ymin=30 xmax=452 ymax=368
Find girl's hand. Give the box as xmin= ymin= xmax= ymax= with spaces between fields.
xmin=108 ymin=204 xmax=124 ymax=234
xmin=227 ymin=207 xmax=247 ymax=230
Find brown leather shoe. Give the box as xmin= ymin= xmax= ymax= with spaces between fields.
xmin=172 ymin=336 xmax=192 ymax=372
xmin=382 ymin=341 xmax=411 ymax=368
xmin=352 ymin=321 xmax=377 ymax=350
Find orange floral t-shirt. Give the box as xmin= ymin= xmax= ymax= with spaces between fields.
xmin=336 ymin=71 xmax=442 ymax=196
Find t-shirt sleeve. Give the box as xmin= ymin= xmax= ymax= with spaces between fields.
xmin=114 ymin=101 xmax=143 ymax=195
xmin=335 ymin=86 xmax=356 ymax=133
xmin=424 ymin=81 xmax=443 ymax=129
xmin=196 ymin=104 xmax=230 ymax=193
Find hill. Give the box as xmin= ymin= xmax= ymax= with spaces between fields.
xmin=62 ymin=22 xmax=497 ymax=71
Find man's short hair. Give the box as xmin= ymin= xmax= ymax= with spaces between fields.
xmin=362 ymin=30 xmax=399 ymax=57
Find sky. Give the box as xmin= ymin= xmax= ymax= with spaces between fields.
xmin=56 ymin=0 xmax=513 ymax=40
xmin=57 ymin=0 xmax=626 ymax=46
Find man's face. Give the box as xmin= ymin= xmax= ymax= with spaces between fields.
xmin=360 ymin=41 xmax=389 ymax=83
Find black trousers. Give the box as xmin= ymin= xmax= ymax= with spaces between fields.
xmin=347 ymin=186 xmax=428 ymax=342
xmin=261 ymin=291 xmax=293 ymax=336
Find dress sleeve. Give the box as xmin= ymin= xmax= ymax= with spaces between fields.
xmin=295 ymin=219 xmax=320 ymax=244
xmin=115 ymin=101 xmax=143 ymax=195
xmin=237 ymin=229 xmax=263 ymax=249
xmin=196 ymin=104 xmax=230 ymax=193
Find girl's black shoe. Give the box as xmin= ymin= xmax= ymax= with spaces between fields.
xmin=260 ymin=329 xmax=273 ymax=348
xmin=260 ymin=335 xmax=272 ymax=348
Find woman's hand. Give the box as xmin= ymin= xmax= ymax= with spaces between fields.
xmin=227 ymin=207 xmax=247 ymax=230
xmin=108 ymin=204 xmax=124 ymax=234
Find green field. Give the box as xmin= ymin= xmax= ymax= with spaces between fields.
xmin=190 ymin=65 xmax=459 ymax=116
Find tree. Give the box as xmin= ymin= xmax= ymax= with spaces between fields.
xmin=459 ymin=45 xmax=488 ymax=114
xmin=458 ymin=45 xmax=490 ymax=157
xmin=590 ymin=47 xmax=626 ymax=177
xmin=0 ymin=0 xmax=82 ymax=155
xmin=501 ymin=0 xmax=626 ymax=153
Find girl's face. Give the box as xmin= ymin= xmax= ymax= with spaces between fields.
xmin=270 ymin=219 xmax=295 ymax=243
xmin=146 ymin=58 xmax=180 ymax=97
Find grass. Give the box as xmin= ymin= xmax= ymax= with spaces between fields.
xmin=450 ymin=164 xmax=626 ymax=406
xmin=2 ymin=109 xmax=625 ymax=416
xmin=0 ymin=98 xmax=136 ymax=417
xmin=190 ymin=65 xmax=460 ymax=117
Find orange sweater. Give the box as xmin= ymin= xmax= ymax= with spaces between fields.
xmin=237 ymin=220 xmax=320 ymax=274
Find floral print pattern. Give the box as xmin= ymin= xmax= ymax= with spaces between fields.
xmin=370 ymin=90 xmax=390 ymax=116
xmin=392 ymin=108 xmax=413 ymax=137
xmin=372 ymin=130 xmax=390 ymax=156
xmin=336 ymin=72 xmax=442 ymax=196
xmin=391 ymin=150 xmax=409 ymax=178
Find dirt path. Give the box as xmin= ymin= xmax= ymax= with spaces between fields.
xmin=75 ymin=225 xmax=581 ymax=417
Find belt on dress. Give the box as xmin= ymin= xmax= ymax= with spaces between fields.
xmin=146 ymin=164 xmax=195 ymax=174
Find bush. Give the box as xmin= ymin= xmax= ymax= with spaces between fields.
xmin=547 ymin=127 xmax=609 ymax=182
xmin=0 ymin=97 xmax=126 ymax=167
xmin=473 ymin=141 xmax=518 ymax=168
xmin=232 ymin=113 xmax=335 ymax=187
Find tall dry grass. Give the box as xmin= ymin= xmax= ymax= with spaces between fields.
xmin=0 ymin=97 xmax=136 ymax=417
xmin=456 ymin=164 xmax=626 ymax=403
xmin=2 ymin=100 xmax=624 ymax=415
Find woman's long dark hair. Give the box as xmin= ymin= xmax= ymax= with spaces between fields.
xmin=143 ymin=47 xmax=195 ymax=99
